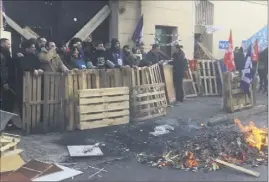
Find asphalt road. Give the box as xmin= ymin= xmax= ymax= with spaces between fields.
xmin=16 ymin=94 xmax=268 ymax=182
xmin=60 ymin=112 xmax=268 ymax=182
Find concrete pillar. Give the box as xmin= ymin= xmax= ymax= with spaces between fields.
xmin=109 ymin=0 xmax=119 ymax=41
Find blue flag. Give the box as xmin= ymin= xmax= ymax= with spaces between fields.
xmin=240 ymin=46 xmax=253 ymax=95
xmin=131 ymin=15 xmax=143 ymax=45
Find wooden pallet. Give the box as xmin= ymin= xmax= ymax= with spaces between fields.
xmin=0 ymin=133 xmax=20 ymax=154
xmin=77 ymin=87 xmax=130 ymax=130
xmin=131 ymin=83 xmax=167 ymax=122
xmin=161 ymin=64 xmax=176 ymax=104
xmin=196 ymin=60 xmax=219 ymax=96
xmin=183 ymin=66 xmax=197 ymax=98
xmin=223 ymin=72 xmax=254 ymax=113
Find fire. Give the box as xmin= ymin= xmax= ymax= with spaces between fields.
xmin=184 ymin=151 xmax=198 ymax=168
xmin=234 ymin=118 xmax=268 ymax=150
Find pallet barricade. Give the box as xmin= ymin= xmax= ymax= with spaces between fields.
xmin=196 ymin=60 xmax=220 ymax=96
xmin=130 ymin=64 xmax=167 ymax=122
xmin=22 ymin=64 xmax=167 ymax=134
xmin=222 ymin=72 xmax=254 ymax=113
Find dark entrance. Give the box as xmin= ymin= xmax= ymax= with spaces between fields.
xmin=3 ymin=0 xmax=109 ymax=53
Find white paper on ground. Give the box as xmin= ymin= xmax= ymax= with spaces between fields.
xmin=33 ymin=164 xmax=83 ymax=181
xmin=150 ymin=124 xmax=175 ymax=136
xmin=67 ymin=145 xmax=104 ymax=157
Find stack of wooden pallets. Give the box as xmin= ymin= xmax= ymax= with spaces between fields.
xmin=77 ymin=87 xmax=130 ymax=130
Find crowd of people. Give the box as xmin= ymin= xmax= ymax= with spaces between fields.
xmin=0 ymin=34 xmax=188 ymax=120
xmin=234 ymin=46 xmax=268 ymax=94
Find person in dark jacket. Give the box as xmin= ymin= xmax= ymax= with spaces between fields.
xmin=0 ymin=38 xmax=16 ymax=112
xmin=258 ymin=48 xmax=268 ymax=93
xmin=143 ymin=44 xmax=162 ymax=66
xmin=106 ymin=38 xmax=123 ymax=68
xmin=91 ymin=41 xmax=108 ymax=69
xmin=122 ymin=45 xmax=138 ymax=68
xmin=16 ymin=40 xmax=43 ymax=116
xmin=170 ymin=44 xmax=187 ymax=103
xmin=234 ymin=47 xmax=245 ymax=72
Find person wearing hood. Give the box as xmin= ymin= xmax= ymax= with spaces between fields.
xmin=106 ymin=38 xmax=124 ymax=68
xmin=170 ymin=44 xmax=187 ymax=103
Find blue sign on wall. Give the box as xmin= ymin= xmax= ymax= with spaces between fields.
xmin=219 ymin=41 xmax=229 ymax=49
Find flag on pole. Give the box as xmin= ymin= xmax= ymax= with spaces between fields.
xmin=131 ymin=15 xmax=143 ymax=46
xmin=240 ymin=45 xmax=253 ymax=95
xmin=223 ymin=30 xmax=235 ymax=72
xmin=252 ymin=39 xmax=259 ymax=62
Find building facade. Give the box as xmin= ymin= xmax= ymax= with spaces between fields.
xmin=111 ymin=0 xmax=267 ymax=59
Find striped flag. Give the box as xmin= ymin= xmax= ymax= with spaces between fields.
xmin=223 ymin=30 xmax=235 ymax=72
xmin=240 ymin=45 xmax=253 ymax=95
xmin=131 ymin=15 xmax=143 ymax=46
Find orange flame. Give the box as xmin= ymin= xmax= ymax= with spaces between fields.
xmin=184 ymin=151 xmax=198 ymax=168
xmin=234 ymin=118 xmax=268 ymax=150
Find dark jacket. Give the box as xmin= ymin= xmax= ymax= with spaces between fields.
xmin=106 ymin=38 xmax=123 ymax=67
xmin=234 ymin=51 xmax=245 ymax=71
xmin=92 ymin=48 xmax=107 ymax=69
xmin=122 ymin=51 xmax=137 ymax=67
xmin=144 ymin=50 xmax=161 ymax=66
xmin=171 ymin=50 xmax=187 ymax=78
xmin=0 ymin=48 xmax=11 ymax=88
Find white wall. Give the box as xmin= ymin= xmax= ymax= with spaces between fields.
xmin=116 ymin=1 xmax=195 ymax=59
xmin=212 ymin=1 xmax=268 ymax=58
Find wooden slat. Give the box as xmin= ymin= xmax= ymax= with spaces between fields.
xmin=78 ymin=101 xmax=129 ymax=114
xmin=79 ymin=95 xmax=129 ymax=105
xmin=80 ymin=109 xmax=129 ymax=121
xmin=36 ymin=76 xmax=42 ymax=127
xmin=78 ymin=87 xmax=129 ymax=97
xmin=65 ymin=73 xmax=74 ymax=131
xmin=24 ymin=72 xmax=32 ymax=134
xmin=31 ymin=76 xmax=37 ymax=130
xmin=43 ymin=74 xmax=50 ymax=132
xmin=78 ymin=116 xmax=129 ymax=130
xmin=49 ymin=75 xmax=55 ymax=127
xmin=72 ymin=73 xmax=79 ymax=129
xmin=54 ymin=75 xmax=60 ymax=127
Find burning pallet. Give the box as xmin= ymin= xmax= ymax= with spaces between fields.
xmin=137 ymin=119 xmax=268 ymax=176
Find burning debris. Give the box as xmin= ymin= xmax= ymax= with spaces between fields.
xmin=137 ymin=119 xmax=268 ymax=173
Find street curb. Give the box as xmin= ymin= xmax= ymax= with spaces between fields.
xmin=207 ymin=104 xmax=268 ymax=126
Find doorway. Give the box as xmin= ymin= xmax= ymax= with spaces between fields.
xmin=155 ymin=25 xmax=178 ymax=58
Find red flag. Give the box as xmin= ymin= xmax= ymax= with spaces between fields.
xmin=224 ymin=30 xmax=235 ymax=72
xmin=252 ymin=39 xmax=259 ymax=62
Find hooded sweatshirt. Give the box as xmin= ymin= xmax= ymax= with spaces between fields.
xmin=106 ymin=38 xmax=123 ymax=66
xmin=92 ymin=47 xmax=107 ymax=69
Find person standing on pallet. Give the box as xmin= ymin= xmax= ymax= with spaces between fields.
xmin=170 ymin=44 xmax=187 ymax=103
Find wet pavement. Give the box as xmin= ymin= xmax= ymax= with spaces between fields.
xmin=17 ymin=93 xmax=268 ymax=181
